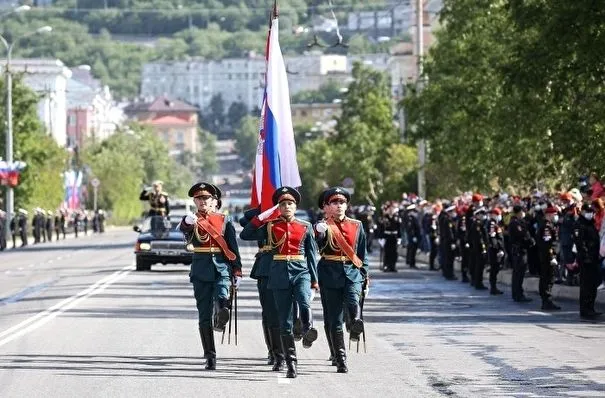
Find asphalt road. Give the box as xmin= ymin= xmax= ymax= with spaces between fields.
xmin=0 ymin=230 xmax=604 ymax=397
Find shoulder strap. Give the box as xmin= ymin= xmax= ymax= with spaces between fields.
xmin=196 ymin=217 xmax=236 ymax=261
xmin=327 ymin=219 xmax=363 ymax=268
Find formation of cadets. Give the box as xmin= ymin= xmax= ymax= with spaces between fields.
xmin=370 ymin=185 xmax=605 ymax=320
xmin=0 ymin=207 xmax=106 ymax=251
xmin=178 ymin=182 xmax=368 ymax=378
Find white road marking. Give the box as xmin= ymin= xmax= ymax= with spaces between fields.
xmin=277 ymin=376 xmax=291 ymax=384
xmin=0 ymin=263 xmax=133 ymax=349
xmin=527 ymin=311 xmax=551 ymax=316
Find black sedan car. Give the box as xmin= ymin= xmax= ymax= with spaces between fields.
xmin=133 ymin=216 xmax=192 ymax=271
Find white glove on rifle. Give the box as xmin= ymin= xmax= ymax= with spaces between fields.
xmin=184 ymin=213 xmax=197 ymax=225
xmin=233 ymin=276 xmax=242 ymax=290
xmin=378 ymin=238 xmax=385 ymax=248
xmin=315 ymin=222 xmax=328 ymax=233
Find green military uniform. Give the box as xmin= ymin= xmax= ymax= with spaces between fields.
xmin=240 ymin=187 xmax=319 ymax=379
xmin=180 ymin=182 xmax=242 ymax=371
xmin=315 ymin=187 xmax=368 ymax=374
xmin=240 ymin=207 xmax=285 ymax=371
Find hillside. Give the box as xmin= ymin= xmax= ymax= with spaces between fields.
xmin=0 ymin=0 xmax=408 ymax=98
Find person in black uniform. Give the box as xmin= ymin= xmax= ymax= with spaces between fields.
xmin=439 ymin=205 xmax=458 ymax=280
xmin=487 ymin=208 xmax=505 ymax=295
xmin=60 ymin=211 xmax=67 ymax=239
xmin=537 ymin=205 xmax=561 ymax=310
xmin=427 ymin=206 xmax=440 ymax=271
xmin=573 ymin=203 xmax=602 ymax=319
xmin=457 ymin=205 xmax=470 ymax=282
xmin=140 ymin=180 xmax=170 ymax=217
xmin=10 ymin=212 xmax=18 ymax=248
xmin=54 ymin=211 xmax=61 ymax=241
xmin=465 ymin=194 xmax=483 ymax=286
xmin=46 ymin=211 xmax=53 ymax=242
xmin=18 ymin=209 xmax=28 ymax=246
xmin=0 ymin=210 xmax=6 ymax=251
xmin=470 ymin=207 xmax=489 ymax=290
xmin=404 ymin=204 xmax=421 ymax=269
xmin=74 ymin=211 xmax=80 ymax=238
xmin=379 ymin=204 xmax=402 ymax=271
xmin=32 ymin=209 xmax=41 ymax=244
xmin=83 ymin=211 xmax=89 ymax=235
xmin=508 ymin=205 xmax=535 ymax=302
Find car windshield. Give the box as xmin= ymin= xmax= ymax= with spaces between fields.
xmin=140 ymin=216 xmax=179 ymax=233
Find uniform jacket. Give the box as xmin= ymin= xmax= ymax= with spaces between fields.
xmin=239 ymin=208 xmax=273 ymax=280
xmin=240 ymin=216 xmax=319 ymax=290
xmin=140 ymin=190 xmax=170 ymax=216
xmin=378 ymin=214 xmax=402 ymax=239
xmin=180 ymin=211 xmax=242 ymax=283
xmin=439 ymin=213 xmax=457 ymax=248
xmin=316 ymin=217 xmax=368 ymax=289
xmin=573 ymin=216 xmax=600 ymax=265
xmin=404 ymin=213 xmax=421 ymax=242
xmin=487 ymin=219 xmax=505 ymax=264
xmin=537 ymin=219 xmax=558 ymax=263
xmin=508 ymin=216 xmax=534 ymax=252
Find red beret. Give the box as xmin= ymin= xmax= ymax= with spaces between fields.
xmin=472 ymin=193 xmax=483 ymax=202
xmin=490 ymin=207 xmax=502 ymax=215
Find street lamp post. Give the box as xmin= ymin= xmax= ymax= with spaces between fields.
xmin=1 ymin=26 xmax=52 ymax=241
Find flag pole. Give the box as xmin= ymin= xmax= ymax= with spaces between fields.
xmin=273 ymin=0 xmax=278 ymax=18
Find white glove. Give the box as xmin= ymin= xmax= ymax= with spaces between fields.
xmin=550 ymin=258 xmax=558 ymax=267
xmin=497 ymin=250 xmax=505 ymax=259
xmin=378 ymin=238 xmax=385 ymax=247
xmin=572 ymin=244 xmax=577 ymax=254
xmin=310 ymin=288 xmax=317 ymax=301
xmin=184 ymin=213 xmax=197 ymax=225
xmin=465 ymin=243 xmax=470 ymax=249
xmin=233 ymin=276 xmax=242 ymax=290
xmin=363 ymin=287 xmax=370 ymax=298
xmin=397 ymin=238 xmax=402 ymax=245
xmin=451 ymin=244 xmax=456 ymax=250
xmin=258 ymin=204 xmax=279 ymax=221
xmin=412 ymin=237 xmax=417 ymax=243
xmin=315 ymin=222 xmax=328 ymax=233
xmin=435 ymin=238 xmax=440 ymax=245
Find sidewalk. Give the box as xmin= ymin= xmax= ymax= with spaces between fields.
xmin=394 ymin=247 xmax=605 ymax=305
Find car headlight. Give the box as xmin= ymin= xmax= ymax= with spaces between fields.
xmin=138 ymin=242 xmax=151 ymax=251
xmin=186 ymin=243 xmax=194 ymax=252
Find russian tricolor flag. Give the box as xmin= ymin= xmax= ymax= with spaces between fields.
xmin=250 ymin=6 xmax=301 ymax=211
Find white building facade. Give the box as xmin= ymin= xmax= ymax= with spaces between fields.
xmin=0 ymin=58 xmax=72 ymax=147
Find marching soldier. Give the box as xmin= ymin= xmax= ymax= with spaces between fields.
xmin=10 ymin=212 xmax=17 ymax=248
xmin=239 ymin=206 xmax=285 ymax=371
xmin=315 ymin=187 xmax=368 ymax=374
xmin=378 ymin=204 xmax=402 ymax=271
xmin=487 ymin=208 xmax=505 ymax=295
xmin=573 ymin=203 xmax=602 ymax=319
xmin=537 ymin=205 xmax=561 ymax=310
xmin=439 ymin=205 xmax=458 ymax=280
xmin=316 ymin=190 xmax=337 ymax=367
xmin=470 ymin=207 xmax=489 ymax=290
xmin=179 ymin=182 xmax=242 ymax=371
xmin=240 ymin=187 xmax=319 ymax=379
xmin=32 ymin=209 xmax=41 ymax=244
xmin=457 ymin=205 xmax=471 ymax=282
xmin=508 ymin=205 xmax=535 ymax=302
xmin=18 ymin=209 xmax=28 ymax=246
xmin=139 ymin=180 xmax=170 ymax=217
xmin=46 ymin=211 xmax=53 ymax=242
xmin=404 ymin=204 xmax=421 ymax=269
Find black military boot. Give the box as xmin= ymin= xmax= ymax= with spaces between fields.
xmin=281 ymin=334 xmax=297 ymax=378
xmin=541 ymin=300 xmax=561 ymax=311
xmin=213 ymin=298 xmax=230 ymax=332
xmin=292 ymin=302 xmax=303 ymax=341
xmin=262 ymin=323 xmax=275 ymax=365
xmin=199 ymin=327 xmax=216 ymax=370
xmin=270 ymin=328 xmax=285 ymax=371
xmin=300 ymin=308 xmax=318 ymax=348
xmin=347 ymin=304 xmax=364 ymax=342
xmin=332 ymin=330 xmax=348 ymax=374
xmin=324 ymin=324 xmax=337 ymax=366
xmin=490 ymin=286 xmax=504 ymax=295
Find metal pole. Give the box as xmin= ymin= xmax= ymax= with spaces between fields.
xmin=4 ymin=46 xmax=13 ymax=243
xmin=93 ymin=186 xmax=98 ymax=212
xmin=399 ymin=78 xmax=406 ymax=143
xmin=416 ymin=0 xmax=426 ymax=199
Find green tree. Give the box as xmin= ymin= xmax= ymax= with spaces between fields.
xmin=291 ymin=80 xmax=345 ymax=104
xmin=227 ymin=101 xmax=248 ymax=128
xmin=0 ymin=76 xmax=66 ymax=211
xmin=234 ymin=115 xmax=259 ymax=171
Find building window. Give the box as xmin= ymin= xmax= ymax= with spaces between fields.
xmin=176 ymin=131 xmax=184 ymax=144
xmin=68 ymin=114 xmax=76 ymax=126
